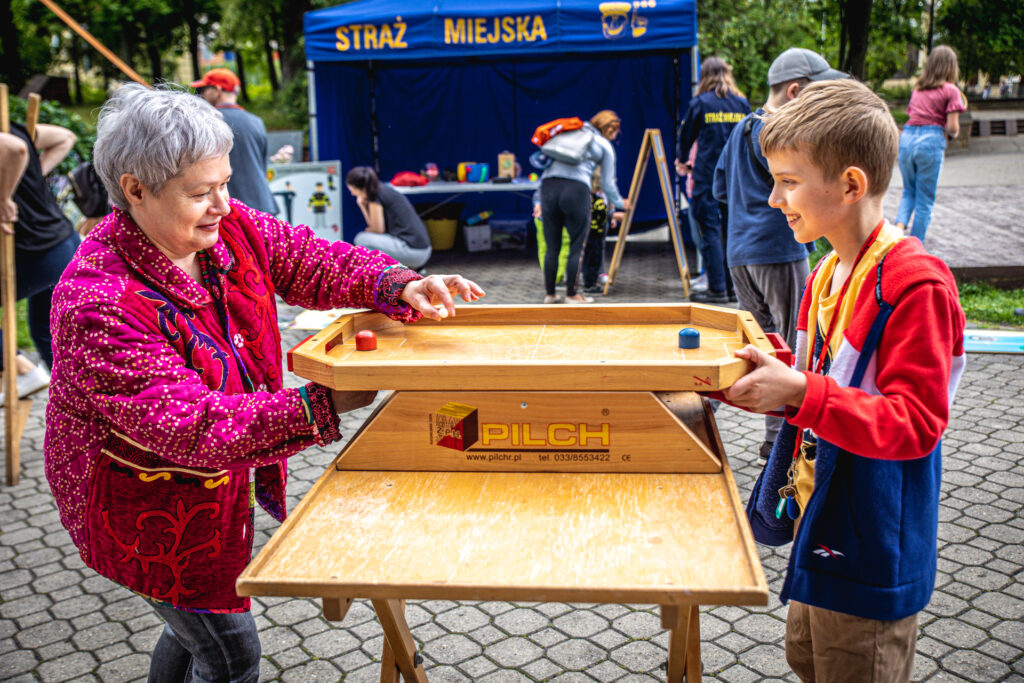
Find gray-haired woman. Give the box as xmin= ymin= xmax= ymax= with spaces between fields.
xmin=43 ymin=83 xmax=483 ymax=682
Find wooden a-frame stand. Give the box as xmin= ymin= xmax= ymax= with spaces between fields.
xmin=604 ymin=128 xmax=690 ymax=298
xmin=0 ymin=86 xmax=39 ymax=486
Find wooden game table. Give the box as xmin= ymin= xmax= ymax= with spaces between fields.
xmin=237 ymin=304 xmax=773 ymax=682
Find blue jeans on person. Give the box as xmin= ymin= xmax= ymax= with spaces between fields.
xmin=148 ymin=601 xmax=261 ymax=683
xmin=0 ymin=231 xmax=80 ymax=369
xmin=896 ymin=125 xmax=946 ymax=243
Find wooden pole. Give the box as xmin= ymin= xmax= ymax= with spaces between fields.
xmin=1 ymin=88 xmax=39 ymax=486
xmin=37 ymin=0 xmax=152 ymax=88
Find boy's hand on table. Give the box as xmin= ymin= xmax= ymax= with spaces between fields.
xmin=723 ymin=345 xmax=807 ymax=413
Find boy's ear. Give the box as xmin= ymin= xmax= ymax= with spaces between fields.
xmin=841 ymin=166 xmax=869 ymax=204
xmin=786 ymin=82 xmax=802 ymax=100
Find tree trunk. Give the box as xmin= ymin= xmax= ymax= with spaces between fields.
xmin=278 ymin=0 xmax=311 ymax=82
xmin=263 ymin=19 xmax=279 ymax=92
xmin=183 ymin=0 xmax=201 ymax=80
xmin=147 ymin=41 xmax=163 ymax=82
xmin=0 ymin=0 xmax=25 ymax=91
xmin=71 ymin=38 xmax=83 ymax=104
xmin=235 ymin=49 xmax=248 ymax=103
xmin=841 ymin=0 xmax=872 ymax=81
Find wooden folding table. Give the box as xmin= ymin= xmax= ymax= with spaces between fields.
xmin=238 ymin=304 xmax=771 ymax=681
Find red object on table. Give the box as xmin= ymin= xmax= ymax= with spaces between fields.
xmin=355 ymin=330 xmax=377 ymax=351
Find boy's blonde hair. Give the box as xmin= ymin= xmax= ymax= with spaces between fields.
xmin=760 ymin=79 xmax=898 ymax=197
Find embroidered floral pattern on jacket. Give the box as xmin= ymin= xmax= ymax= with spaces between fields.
xmin=45 ymin=201 xmax=419 ymax=611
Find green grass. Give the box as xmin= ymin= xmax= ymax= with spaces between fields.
xmin=958 ymin=281 xmax=1024 ymax=329
xmin=15 ymin=300 xmax=33 ymax=351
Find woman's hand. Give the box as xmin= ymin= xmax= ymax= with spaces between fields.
xmin=532 ymin=203 xmax=542 ymax=219
xmin=400 ymin=274 xmax=486 ymax=320
xmin=621 ymin=198 xmax=633 ymax=211
xmin=330 ymin=389 xmax=378 ymax=414
xmin=722 ymin=345 xmax=807 ymax=413
xmin=0 ymin=199 xmax=18 ymax=230
xmin=611 ymin=210 xmax=626 ymax=229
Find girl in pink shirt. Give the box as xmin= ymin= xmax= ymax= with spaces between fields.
xmin=895 ymin=45 xmax=967 ymax=243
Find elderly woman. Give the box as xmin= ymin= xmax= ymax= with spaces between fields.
xmin=43 ymin=84 xmax=483 ymax=682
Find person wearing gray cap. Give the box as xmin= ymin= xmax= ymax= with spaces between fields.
xmin=712 ymin=47 xmax=847 ymax=462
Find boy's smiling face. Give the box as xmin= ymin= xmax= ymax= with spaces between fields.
xmin=765 ymin=148 xmax=849 ymax=244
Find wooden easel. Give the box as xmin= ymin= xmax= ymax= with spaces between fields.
xmin=0 ymin=86 xmax=39 ymax=486
xmin=604 ymin=128 xmax=690 ymax=298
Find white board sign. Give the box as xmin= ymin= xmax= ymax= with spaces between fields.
xmin=267 ymin=160 xmax=343 ymax=240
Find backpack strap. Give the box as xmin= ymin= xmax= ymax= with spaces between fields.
xmin=848 ymin=250 xmax=896 ymax=389
xmin=743 ymin=116 xmax=774 ymax=187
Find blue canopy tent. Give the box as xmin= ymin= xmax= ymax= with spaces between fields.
xmin=303 ymin=0 xmax=698 ymax=242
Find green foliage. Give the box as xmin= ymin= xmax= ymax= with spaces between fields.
xmin=807 ymin=239 xmax=832 ymax=270
xmin=958 ymin=281 xmax=1024 ymax=328
xmin=7 ymin=96 xmax=96 ymax=174
xmin=937 ymin=0 xmax=1024 ymax=79
xmin=697 ymin=0 xmax=820 ymax=106
xmin=16 ymin=300 xmax=33 ymax=351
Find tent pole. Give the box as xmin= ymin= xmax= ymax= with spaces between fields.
xmin=368 ymin=60 xmax=380 ymax=174
xmin=306 ymin=60 xmax=318 ymax=162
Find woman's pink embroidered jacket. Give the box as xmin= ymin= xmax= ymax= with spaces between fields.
xmin=44 ymin=200 xmax=419 ymax=612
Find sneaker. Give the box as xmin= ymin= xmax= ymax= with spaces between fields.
xmin=689 ymin=289 xmax=729 ymax=304
xmin=0 ymin=365 xmax=51 ymax=402
xmin=582 ymin=284 xmax=604 ymax=294
xmin=565 ymin=294 xmax=594 ymax=304
xmin=759 ymin=441 xmax=774 ymax=462
xmin=727 ymin=290 xmax=738 ymax=303
xmin=689 ymin=273 xmax=708 ymax=291
xmin=597 ymin=272 xmax=609 ymax=285
xmin=543 ymin=294 xmax=563 ymax=304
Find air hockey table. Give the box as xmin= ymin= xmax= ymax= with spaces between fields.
xmin=237 ymin=304 xmax=785 ymax=682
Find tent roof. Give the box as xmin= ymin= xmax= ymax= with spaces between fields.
xmin=305 ymin=0 xmax=697 ymax=62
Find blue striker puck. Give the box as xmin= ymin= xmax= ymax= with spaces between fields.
xmin=678 ymin=327 xmax=700 ymax=349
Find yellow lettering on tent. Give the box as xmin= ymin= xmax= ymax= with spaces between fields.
xmin=487 ymin=17 xmax=501 ymax=43
xmin=501 ymin=16 xmax=515 ymax=42
xmin=445 ymin=19 xmax=463 ymax=44
xmin=394 ymin=19 xmax=408 ymax=48
xmin=516 ymin=16 xmax=530 ymax=41
xmin=364 ymin=24 xmax=378 ymax=50
xmin=530 ymin=15 xmax=547 ymax=41
xmin=475 ymin=17 xmax=487 ymax=43
xmin=379 ymin=23 xmax=394 ymax=48
xmin=335 ymin=26 xmax=350 ymax=52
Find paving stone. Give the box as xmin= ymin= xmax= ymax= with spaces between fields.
xmin=552 ymin=610 xmax=609 ymax=638
xmin=467 ymin=624 xmax=507 ymax=647
xmin=426 ymin=633 xmax=481 ymax=665
xmin=941 ymin=649 xmax=1011 ymax=681
xmin=494 ymin=607 xmax=549 ymax=635
xmin=14 ymin=619 xmax=73 ymax=649
xmin=279 ymin=658 xmax=342 ymax=682
xmin=302 ymin=627 xmax=360 ymax=658
xmin=36 ymin=650 xmax=98 ymax=682
xmin=461 ymin=654 xmax=500 ymax=678
xmin=548 ymin=638 xmax=606 ymax=670
xmin=484 ymin=636 xmax=543 ymax=668
xmin=0 ymin=649 xmax=38 ymax=676
xmin=0 ymin=592 xmax=51 ymax=619
xmin=612 ymin=611 xmax=662 ymax=639
xmin=435 ymin=604 xmax=491 ymax=633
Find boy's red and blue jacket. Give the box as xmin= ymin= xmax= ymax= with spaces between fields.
xmin=781 ymin=237 xmax=965 ymax=620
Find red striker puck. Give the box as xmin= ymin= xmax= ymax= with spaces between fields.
xmin=355 ymin=330 xmax=377 ymax=351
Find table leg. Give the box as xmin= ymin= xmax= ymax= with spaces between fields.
xmin=372 ymin=598 xmax=427 ymax=682
xmin=322 ymin=597 xmax=353 ymax=622
xmin=662 ymin=605 xmax=689 ymax=682
xmin=685 ymin=604 xmax=701 ymax=682
xmin=380 ymin=636 xmax=398 ymax=683
xmin=662 ymin=605 xmax=701 ymax=682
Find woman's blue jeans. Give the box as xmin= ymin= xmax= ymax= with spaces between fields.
xmin=149 ymin=602 xmax=261 ymax=683
xmin=896 ymin=125 xmax=946 ymax=243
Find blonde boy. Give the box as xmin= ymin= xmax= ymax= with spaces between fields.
xmin=724 ymin=80 xmax=966 ymax=681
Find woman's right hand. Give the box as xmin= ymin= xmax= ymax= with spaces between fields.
xmin=331 ymin=390 xmax=378 ymax=414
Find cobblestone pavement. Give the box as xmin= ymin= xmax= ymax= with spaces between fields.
xmin=2 ymin=232 xmax=1022 ymax=682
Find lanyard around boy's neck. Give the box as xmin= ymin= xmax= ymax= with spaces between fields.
xmin=809 ymin=219 xmax=885 ymax=376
